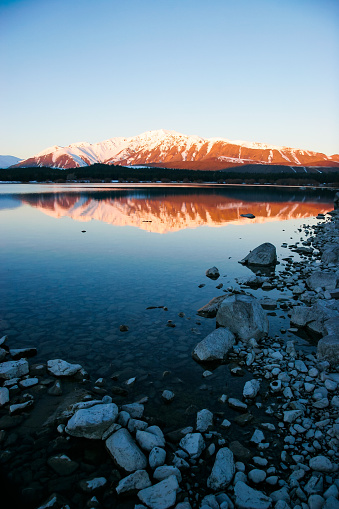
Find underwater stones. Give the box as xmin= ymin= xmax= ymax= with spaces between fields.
xmin=239 ymin=242 xmax=277 ymax=267
xmin=192 ymin=327 xmax=235 ymax=362
xmin=216 ymin=294 xmax=268 ymax=342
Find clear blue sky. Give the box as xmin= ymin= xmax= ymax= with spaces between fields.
xmin=1 ymin=0 xmax=338 ymax=158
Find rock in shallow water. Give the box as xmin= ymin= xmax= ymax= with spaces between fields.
xmin=192 ymin=327 xmax=235 ymax=362
xmin=47 ymin=359 xmax=82 ymax=377
xmin=239 ymin=242 xmax=277 ymax=267
xmin=0 ymin=359 xmax=29 ymax=379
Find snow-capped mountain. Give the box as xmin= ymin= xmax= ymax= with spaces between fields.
xmin=12 ymin=129 xmax=339 ymax=170
xmin=0 ymin=155 xmax=22 ymax=168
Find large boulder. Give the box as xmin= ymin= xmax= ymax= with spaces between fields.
xmin=65 ymin=403 xmax=119 ymax=439
xmin=192 ymin=328 xmax=235 ymax=362
xmin=216 ymin=294 xmax=269 ymax=342
xmin=106 ymin=428 xmax=147 ymax=472
xmin=207 ymin=447 xmax=235 ymax=490
xmin=239 ymin=243 xmax=277 ymax=267
xmin=317 ymin=335 xmax=339 ymax=366
xmin=306 ymin=271 xmax=339 ymax=291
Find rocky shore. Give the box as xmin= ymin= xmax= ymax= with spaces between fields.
xmin=0 ymin=194 xmax=338 ymax=509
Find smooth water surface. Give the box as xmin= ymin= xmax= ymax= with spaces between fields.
xmin=0 ymin=183 xmax=335 ymax=426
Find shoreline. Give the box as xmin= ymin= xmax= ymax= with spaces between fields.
xmin=0 ymin=196 xmax=338 ymax=509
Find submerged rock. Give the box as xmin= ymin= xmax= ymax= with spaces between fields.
xmin=239 ymin=242 xmax=277 ymax=267
xmin=216 ymin=294 xmax=269 ymax=342
xmin=192 ymin=328 xmax=235 ymax=362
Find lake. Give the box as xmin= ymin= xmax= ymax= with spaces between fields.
xmin=0 ymin=183 xmax=335 ymax=429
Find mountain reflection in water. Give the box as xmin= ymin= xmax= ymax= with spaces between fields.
xmin=17 ymin=187 xmax=332 ymax=234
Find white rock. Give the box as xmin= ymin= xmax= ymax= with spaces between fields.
xmin=19 ymin=377 xmax=39 ymax=388
xmin=47 ymin=359 xmax=82 ymax=377
xmin=192 ymin=328 xmax=235 ymax=362
xmin=105 ymin=428 xmax=147 ymax=472
xmin=221 ymin=419 xmax=231 ymax=429
xmin=65 ymin=403 xmax=118 ymax=439
xmin=79 ymin=477 xmax=107 ymax=492
xmin=179 ymin=433 xmax=205 ymax=458
xmin=153 ymin=465 xmax=182 ymax=482
xmin=228 ymin=398 xmax=247 ymax=411
xmin=149 ymin=447 xmax=166 ymax=469
xmin=0 ymin=359 xmax=29 ymax=380
xmin=207 ymin=447 xmax=235 ymax=490
xmin=0 ymin=387 xmax=9 ymax=406
xmin=243 ymin=379 xmax=260 ymax=399
xmin=116 ymin=470 xmax=151 ymax=494
xmin=196 ymin=409 xmax=213 ymax=432
xmin=136 ymin=430 xmax=165 ymax=452
xmin=137 ymin=475 xmax=179 ymax=509
xmin=234 ymin=480 xmax=272 ymax=509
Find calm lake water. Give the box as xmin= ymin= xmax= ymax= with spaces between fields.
xmin=0 ymin=183 xmax=336 ymax=428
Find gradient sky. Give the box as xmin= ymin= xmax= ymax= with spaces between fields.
xmin=1 ymin=0 xmax=338 ymax=159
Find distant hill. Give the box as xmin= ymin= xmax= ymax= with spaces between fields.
xmin=11 ymin=130 xmax=339 ymax=171
xmin=0 ymin=155 xmax=22 ymax=168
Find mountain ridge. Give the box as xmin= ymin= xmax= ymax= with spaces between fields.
xmin=9 ymin=129 xmax=339 ymax=171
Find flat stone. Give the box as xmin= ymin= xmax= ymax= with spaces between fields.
xmin=317 ymin=334 xmax=339 ymax=366
xmin=47 ymin=359 xmax=82 ymax=377
xmin=116 ymin=470 xmax=151 ymax=495
xmin=65 ymin=403 xmax=118 ymax=439
xmin=197 ymin=296 xmax=226 ymax=318
xmin=228 ymin=398 xmax=248 ymax=411
xmin=207 ymin=447 xmax=235 ymax=490
xmin=0 ymin=359 xmax=29 ymax=380
xmin=137 ymin=475 xmax=179 ymax=509
xmin=192 ymin=327 xmax=235 ymax=362
xmin=106 ymin=428 xmax=147 ymax=472
xmin=234 ymin=480 xmax=272 ymax=508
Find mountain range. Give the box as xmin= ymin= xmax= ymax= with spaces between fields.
xmin=6 ymin=129 xmax=339 ymax=171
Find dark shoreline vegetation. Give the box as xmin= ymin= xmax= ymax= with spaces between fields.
xmin=1 ymin=163 xmax=339 ymax=186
